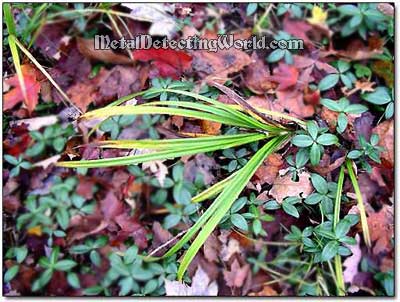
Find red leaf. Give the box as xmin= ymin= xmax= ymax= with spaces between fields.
xmin=100 ymin=191 xmax=124 ymax=221
xmin=283 ymin=15 xmax=312 ymax=46
xmin=4 ymin=64 xmax=41 ymax=113
xmin=266 ymin=63 xmax=299 ymax=91
xmin=133 ymin=48 xmax=192 ymax=79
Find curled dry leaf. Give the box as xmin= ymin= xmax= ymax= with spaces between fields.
xmin=269 ymin=171 xmax=312 ymax=203
xmin=77 ymin=37 xmax=132 ymax=64
xmin=342 ymin=80 xmax=375 ymax=96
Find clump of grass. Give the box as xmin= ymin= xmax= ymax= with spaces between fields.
xmin=57 ymin=86 xmax=295 ymax=280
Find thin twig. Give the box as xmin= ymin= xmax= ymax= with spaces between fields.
xmin=210 ymin=81 xmax=283 ymax=128
xmin=147 ymin=229 xmax=187 ymax=257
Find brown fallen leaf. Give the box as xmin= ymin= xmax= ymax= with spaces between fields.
xmin=218 ymin=230 xmax=242 ymax=262
xmin=254 ymin=153 xmax=284 ymax=185
xmin=249 ymin=285 xmax=278 ymax=296
xmin=372 ymin=119 xmax=394 ymax=168
xmin=311 ymin=155 xmax=346 ymax=175
xmin=320 ymin=39 xmax=383 ymax=61
xmin=67 ymin=65 xmax=145 ymax=112
xmin=183 ymin=153 xmax=217 ymax=186
xmin=114 ymin=212 xmax=148 ymax=249
xmin=203 ymin=233 xmax=221 ymax=263
xmin=223 ymin=258 xmax=250 ymax=288
xmin=266 ymin=63 xmax=299 ymax=91
xmin=200 ymin=120 xmax=221 ymax=135
xmin=275 ymin=89 xmax=315 ymax=119
xmin=68 ymin=215 xmax=109 ymax=243
xmin=371 ymin=60 xmax=394 ymax=88
xmin=243 ymin=53 xmax=274 ymax=94
xmin=149 ymin=222 xmax=173 ymax=257
xmin=293 ymin=54 xmax=338 ymax=74
xmin=368 ymin=205 xmax=393 ymax=255
xmin=192 ymin=32 xmax=252 ymax=83
xmin=269 ymin=171 xmax=312 ymax=203
xmin=100 ymin=191 xmax=125 ymax=221
xmin=35 ymin=23 xmax=71 ymax=60
xmin=77 ymin=37 xmax=133 ymax=64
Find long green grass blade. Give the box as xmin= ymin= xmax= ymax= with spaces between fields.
xmin=191 ymin=172 xmax=237 ymax=203
xmin=333 ymin=166 xmax=345 ymax=296
xmin=177 ymin=135 xmax=288 ymax=280
xmin=82 ymin=105 xmax=252 ymax=129
xmin=99 ymin=133 xmax=261 ymax=149
xmin=145 ymin=135 xmax=288 ymax=266
xmin=333 ymin=166 xmax=345 ymax=227
xmin=161 ymin=89 xmax=284 ymax=132
xmin=140 ymin=101 xmax=262 ymax=130
xmin=4 ymin=4 xmax=17 ymax=36
xmin=12 ymin=36 xmax=80 ymax=112
xmin=7 ymin=35 xmax=28 ymax=106
xmin=58 ymin=133 xmax=268 ymax=168
xmin=346 ymin=159 xmax=371 ymax=248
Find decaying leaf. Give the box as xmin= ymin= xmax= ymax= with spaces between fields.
xmin=218 ymin=230 xmax=242 ymax=262
xmin=192 ymin=32 xmax=252 ymax=82
xmin=368 ymin=205 xmax=394 ymax=255
xmin=203 ymin=233 xmax=221 ymax=263
xmin=223 ymin=258 xmax=250 ymax=288
xmin=243 ymin=53 xmax=274 ymax=94
xmin=266 ymin=63 xmax=299 ymax=91
xmin=254 ymin=153 xmax=284 ymax=185
xmin=269 ymin=171 xmax=312 ymax=203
